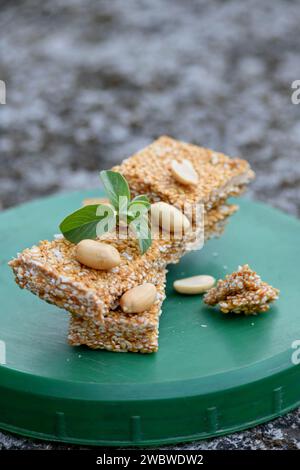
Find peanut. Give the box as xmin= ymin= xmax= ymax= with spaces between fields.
xmin=120 ymin=283 xmax=157 ymax=313
xmin=75 ymin=240 xmax=121 ymax=270
xmin=174 ymin=275 xmax=215 ymax=294
xmin=171 ymin=159 xmax=198 ymax=186
xmin=151 ymin=202 xmax=191 ymax=235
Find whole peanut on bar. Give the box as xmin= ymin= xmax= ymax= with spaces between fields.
xmin=171 ymin=159 xmax=199 ymax=186
xmin=120 ymin=283 xmax=157 ymax=313
xmin=75 ymin=240 xmax=121 ymax=270
xmin=151 ymin=202 xmax=191 ymax=235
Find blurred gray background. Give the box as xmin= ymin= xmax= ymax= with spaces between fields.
xmin=1 ymin=0 xmax=300 ymax=450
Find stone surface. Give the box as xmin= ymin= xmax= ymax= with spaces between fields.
xmin=0 ymin=0 xmax=300 ymax=449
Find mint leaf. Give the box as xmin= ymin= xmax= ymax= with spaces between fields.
xmin=59 ymin=204 xmax=114 ymax=243
xmin=100 ymin=170 xmax=130 ymax=210
xmin=59 ymin=170 xmax=153 ymax=254
xmin=138 ymin=234 xmax=152 ymax=255
xmin=95 ymin=204 xmax=116 ymax=238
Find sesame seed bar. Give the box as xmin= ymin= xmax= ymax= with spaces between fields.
xmin=68 ymin=268 xmax=167 ymax=353
xmin=9 ymin=238 xmax=175 ymax=323
xmin=204 ymin=264 xmax=279 ymax=315
xmin=113 ymin=136 xmax=255 ymax=211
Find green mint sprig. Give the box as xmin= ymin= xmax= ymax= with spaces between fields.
xmin=59 ymin=171 xmax=152 ymax=254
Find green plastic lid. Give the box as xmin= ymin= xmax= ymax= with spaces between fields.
xmin=0 ymin=192 xmax=300 ymax=446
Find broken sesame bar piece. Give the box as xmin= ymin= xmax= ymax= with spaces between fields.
xmin=203 ymin=264 xmax=279 ymax=315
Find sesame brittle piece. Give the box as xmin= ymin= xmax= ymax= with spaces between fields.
xmin=113 ymin=136 xmax=255 ymax=211
xmin=9 ymin=238 xmax=170 ymax=322
xmin=204 ymin=264 xmax=279 ymax=315
xmin=68 ymin=269 xmax=167 ymax=353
